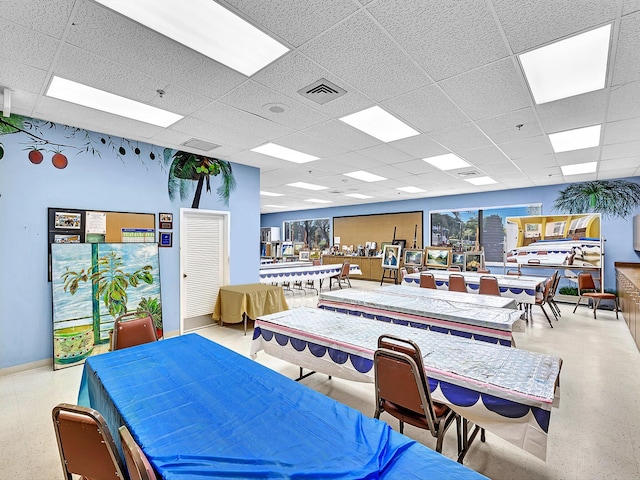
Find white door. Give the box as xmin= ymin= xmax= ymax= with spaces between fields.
xmin=180 ymin=208 xmax=229 ymax=333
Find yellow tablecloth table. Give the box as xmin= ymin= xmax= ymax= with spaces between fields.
xmin=213 ymin=283 xmax=288 ymax=334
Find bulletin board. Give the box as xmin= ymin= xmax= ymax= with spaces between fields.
xmin=333 ymin=211 xmax=423 ymax=251
xmin=48 ymin=207 xmax=156 ymax=280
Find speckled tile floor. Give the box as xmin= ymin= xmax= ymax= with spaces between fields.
xmin=2 ymin=279 xmax=639 ymax=479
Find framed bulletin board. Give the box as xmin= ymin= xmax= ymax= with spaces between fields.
xmin=48 ymin=207 xmax=156 ymax=280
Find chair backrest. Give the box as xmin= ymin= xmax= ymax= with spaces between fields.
xmin=448 ymin=265 xmax=461 ymax=272
xmin=400 ymin=267 xmax=408 ymax=281
xmin=577 ymin=272 xmax=597 ymax=293
xmin=548 ymin=270 xmax=561 ymax=299
xmin=419 ymin=272 xmax=436 ymax=289
xmin=312 ymin=259 xmax=321 ymax=266
xmin=448 ymin=273 xmax=467 ymax=292
xmin=119 ymin=425 xmax=158 ymax=480
xmin=476 ymin=268 xmax=491 ymax=274
xmin=506 ymin=269 xmax=521 ymax=276
xmin=52 ymin=403 xmax=125 ymax=480
xmin=479 ymin=276 xmax=501 ymax=296
xmin=113 ymin=311 xmax=157 ymax=351
xmin=340 ymin=261 xmax=350 ymax=278
xmin=374 ymin=335 xmax=438 ymax=435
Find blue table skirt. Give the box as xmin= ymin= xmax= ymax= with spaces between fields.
xmin=79 ymin=334 xmax=486 ymax=479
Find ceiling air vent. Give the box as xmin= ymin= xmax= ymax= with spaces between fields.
xmin=180 ymin=138 xmax=221 ymax=152
xmin=457 ymin=171 xmax=479 ymax=178
xmin=297 ymin=78 xmax=346 ymax=105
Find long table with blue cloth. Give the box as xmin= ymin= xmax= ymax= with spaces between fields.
xmin=78 ymin=334 xmax=486 ymax=479
xmin=259 ymin=263 xmax=362 ymax=288
xmin=251 ymin=307 xmax=561 ymax=461
xmin=318 ymin=285 xmax=523 ymax=346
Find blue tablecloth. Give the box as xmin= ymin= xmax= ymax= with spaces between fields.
xmin=79 ymin=334 xmax=486 ymax=479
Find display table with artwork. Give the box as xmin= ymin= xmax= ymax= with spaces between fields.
xmin=252 ymin=307 xmax=561 ymax=461
xmin=212 ymin=283 xmax=288 ymax=334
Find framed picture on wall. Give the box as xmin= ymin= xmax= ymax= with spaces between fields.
xmin=403 ymin=249 xmax=424 ymax=266
xmin=451 ymin=252 xmax=465 ymax=269
xmin=425 ymin=247 xmax=451 ymax=268
xmin=159 ymin=212 xmax=173 ymax=230
xmin=299 ymin=250 xmax=310 ymax=261
xmin=381 ymin=244 xmax=400 ymax=269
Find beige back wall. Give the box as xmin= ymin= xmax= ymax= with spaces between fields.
xmin=333 ymin=211 xmax=423 ymax=251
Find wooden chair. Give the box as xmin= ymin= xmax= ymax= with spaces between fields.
xmin=52 ymin=403 xmax=126 ymax=480
xmin=419 ymin=272 xmax=436 ymax=289
xmin=112 ymin=311 xmax=157 ymax=351
xmin=374 ymin=335 xmax=460 ymax=456
xmin=573 ymin=272 xmax=619 ymax=319
xmin=329 ymin=261 xmax=351 ymax=290
xmin=535 ymin=277 xmax=555 ymax=327
xmin=478 ymin=276 xmax=500 ymax=296
xmin=119 ymin=425 xmax=158 ymax=480
xmin=547 ymin=270 xmax=562 ymax=318
xmin=448 ymin=274 xmax=467 ymax=293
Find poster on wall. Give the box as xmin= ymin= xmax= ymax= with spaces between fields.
xmin=51 ymin=243 xmax=162 ymax=370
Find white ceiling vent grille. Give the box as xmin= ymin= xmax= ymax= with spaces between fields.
xmin=181 ymin=138 xmax=221 ymax=151
xmin=298 ymin=78 xmax=346 ymax=105
xmin=457 ymin=171 xmax=479 ymax=178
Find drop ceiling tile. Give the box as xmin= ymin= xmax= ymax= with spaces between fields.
xmin=272 ymin=131 xmax=349 ymax=158
xmin=389 ymin=134 xmax=450 ymax=158
xmin=513 ymin=154 xmax=558 ymax=170
xmin=327 ymin=152 xmax=387 ymax=171
xmin=536 ymin=90 xmax=607 ymax=133
xmin=253 ymin=52 xmax=373 ymax=118
xmin=476 ymin=108 xmax=543 ymax=144
xmin=369 ymin=0 xmax=507 ymax=81
xmin=603 ymin=117 xmax=640 ymax=144
xmin=428 ymin=123 xmax=492 ymax=151
xmin=599 ymin=156 xmax=640 ymax=171
xmin=0 ymin=19 xmax=59 ymax=69
xmin=382 ymin=84 xmax=468 ymax=132
xmin=459 ymin=146 xmax=511 ymax=166
xmin=554 ymin=147 xmax=600 ymax=165
xmin=561 ymin=172 xmax=597 ymax=183
xmin=499 ymin=135 xmax=553 ymax=159
xmin=623 ymin=0 xmax=640 ymax=15
xmin=601 ymin=140 xmax=640 ymax=159
xmin=0 ymin=0 xmax=75 ymax=38
xmin=223 ymin=0 xmax=358 ymax=47
xmin=0 ymin=57 xmax=48 ymax=93
xmin=5 ymin=90 xmax=39 ymax=116
xmin=300 ymin=120 xmax=381 ymax=151
xmin=299 ymin=11 xmax=430 ymax=101
xmin=612 ymin=11 xmax=640 ymax=85
xmin=170 ymin=116 xmax=270 ymax=149
xmin=218 ymin=81 xmax=329 ymax=130
xmin=355 ymin=144 xmax=414 ymax=164
xmin=440 ymin=58 xmax=531 ymax=120
xmin=66 ymin=1 xmax=246 ymax=99
xmin=607 ymin=79 xmax=640 ymax=122
xmin=492 ymin=0 xmax=618 ymax=53
xmin=598 ymin=167 xmax=639 ymax=179
xmin=393 ymin=159 xmax=440 ymax=176
xmin=477 ymin=161 xmax=526 ymax=178
xmin=501 ymin=179 xmax=536 ymax=189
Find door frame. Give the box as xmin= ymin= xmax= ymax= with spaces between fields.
xmin=179 ymin=208 xmax=230 ymax=334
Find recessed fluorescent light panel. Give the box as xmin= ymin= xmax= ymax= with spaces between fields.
xmin=396 ymin=186 xmax=426 ymax=193
xmin=424 ymin=153 xmax=471 ymax=171
xmin=94 ymin=0 xmax=289 ymax=76
xmin=287 ymin=182 xmax=328 ymax=191
xmin=465 ymin=176 xmax=497 ymax=186
xmin=561 ymin=162 xmax=597 ymax=176
xmin=549 ymin=125 xmax=601 ymax=153
xmin=343 ymin=170 xmax=387 ymax=182
xmin=519 ymin=24 xmax=611 ymax=104
xmin=345 ymin=193 xmax=373 ymax=199
xmin=251 ymin=143 xmax=319 ymax=164
xmin=46 ymin=76 xmax=183 ymax=127
xmin=339 ymin=106 xmax=419 ymax=142
xmin=305 ymin=199 xmax=332 ymax=203
xmin=260 ymin=191 xmax=284 ymax=197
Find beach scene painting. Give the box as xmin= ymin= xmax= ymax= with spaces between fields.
xmin=51 ymin=243 xmax=162 ymax=370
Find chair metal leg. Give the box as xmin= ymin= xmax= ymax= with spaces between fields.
xmin=539 ymin=304 xmax=553 ymax=327
xmin=573 ymin=296 xmax=582 ymax=313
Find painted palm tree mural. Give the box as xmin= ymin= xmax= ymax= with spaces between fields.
xmin=164 ymin=149 xmax=236 ymax=208
xmin=51 ymin=243 xmax=162 ymax=370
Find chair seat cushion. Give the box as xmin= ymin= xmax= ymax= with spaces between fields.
xmin=382 ymin=400 xmax=450 ymax=430
xmin=583 ymin=293 xmax=616 ymax=300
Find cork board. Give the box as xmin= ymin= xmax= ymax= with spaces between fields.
xmin=333 ymin=211 xmax=423 ymax=250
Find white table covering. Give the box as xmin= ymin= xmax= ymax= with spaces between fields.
xmin=379 ymin=284 xmax=517 ymax=309
xmin=260 ymin=261 xmax=314 ymax=269
xmin=259 ymin=264 xmax=362 ymax=285
xmin=252 ymin=307 xmax=561 ymax=461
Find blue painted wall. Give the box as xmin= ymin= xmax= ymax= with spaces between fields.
xmin=0 ymin=116 xmax=259 ymax=369
xmin=262 ymin=180 xmax=640 ymax=291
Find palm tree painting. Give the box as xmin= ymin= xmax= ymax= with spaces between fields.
xmin=163 ymin=149 xmax=236 ymax=208
xmin=51 ymin=243 xmax=162 ymax=370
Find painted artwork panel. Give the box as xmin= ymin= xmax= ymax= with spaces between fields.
xmin=51 ymin=243 xmax=162 ymax=370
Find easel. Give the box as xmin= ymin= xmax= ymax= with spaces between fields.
xmin=380 ymin=226 xmax=399 ymax=285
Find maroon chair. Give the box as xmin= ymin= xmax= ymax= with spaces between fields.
xmin=52 ymin=403 xmax=125 ymax=480
xmin=448 ymin=265 xmax=462 ymax=272
xmin=573 ymin=272 xmax=619 ymax=319
xmin=448 ymin=274 xmax=467 ymax=293
xmin=478 ymin=276 xmax=500 ymax=296
xmin=420 ymin=272 xmax=437 ymax=289
xmin=119 ymin=425 xmax=158 ymax=480
xmin=112 ymin=311 xmax=157 ymax=351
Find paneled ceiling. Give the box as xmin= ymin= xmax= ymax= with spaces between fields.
xmin=2 ymin=0 xmax=640 ymax=213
